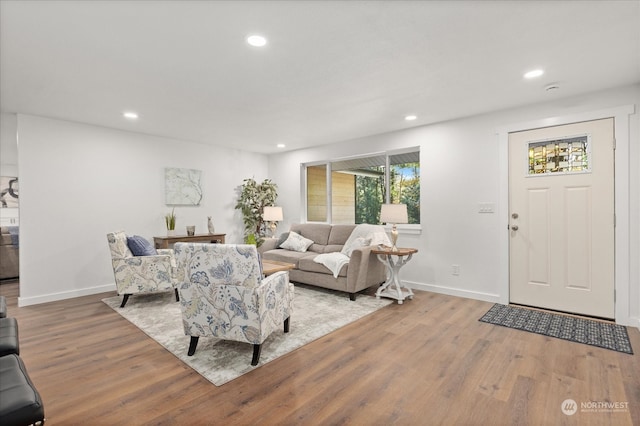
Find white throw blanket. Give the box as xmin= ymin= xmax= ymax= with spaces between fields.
xmin=313 ymin=252 xmax=350 ymax=278
xmin=342 ymin=224 xmax=391 ymax=248
xmin=313 ymin=224 xmax=391 ymax=278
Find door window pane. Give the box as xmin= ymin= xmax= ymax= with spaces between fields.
xmin=528 ymin=136 xmax=590 ymax=175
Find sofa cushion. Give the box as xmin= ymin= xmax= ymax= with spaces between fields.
xmin=321 ymin=244 xmax=343 ymax=254
xmin=298 ymin=255 xmax=348 ymax=277
xmin=0 ymin=234 xmax=12 ymax=246
xmin=307 ymin=243 xmax=326 ymax=253
xmin=275 ymin=232 xmax=289 ymax=248
xmin=280 ymin=231 xmax=314 ymax=253
xmin=127 ymin=235 xmax=157 ymax=256
xmin=261 ymin=249 xmax=310 ymax=268
xmin=290 ymin=223 xmax=331 ymax=245
xmin=328 ymin=224 xmax=356 ymax=245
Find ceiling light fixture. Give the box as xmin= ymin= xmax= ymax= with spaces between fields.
xmin=123 ymin=111 xmax=138 ymax=120
xmin=277 ymin=143 xmax=285 ymax=148
xmin=247 ymin=35 xmax=267 ymax=47
xmin=524 ymin=69 xmax=544 ymax=79
xmin=405 ymin=115 xmax=417 ymax=121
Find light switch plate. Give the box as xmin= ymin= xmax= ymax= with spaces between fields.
xmin=478 ymin=202 xmax=495 ymax=213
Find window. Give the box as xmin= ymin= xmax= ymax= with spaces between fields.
xmin=304 ymin=148 xmax=420 ymax=225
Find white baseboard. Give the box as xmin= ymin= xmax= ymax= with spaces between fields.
xmin=18 ymin=283 xmax=116 ymax=307
xmin=405 ymin=281 xmax=640 ymax=330
xmin=622 ymin=315 xmax=640 ymax=331
xmin=405 ymin=280 xmax=501 ymax=304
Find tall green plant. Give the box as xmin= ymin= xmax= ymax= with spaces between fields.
xmin=235 ymin=178 xmax=278 ymax=246
xmin=164 ymin=208 xmax=176 ymax=230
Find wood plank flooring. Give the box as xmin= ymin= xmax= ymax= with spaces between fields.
xmin=1 ymin=280 xmax=638 ymax=425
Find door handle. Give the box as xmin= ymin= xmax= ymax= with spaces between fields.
xmin=511 ymin=225 xmax=519 ymax=231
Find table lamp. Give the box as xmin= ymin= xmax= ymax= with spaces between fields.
xmin=263 ymin=206 xmax=283 ymax=237
xmin=380 ymin=203 xmax=408 ymax=251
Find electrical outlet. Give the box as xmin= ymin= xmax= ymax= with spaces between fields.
xmin=452 ymin=264 xmax=460 ymax=276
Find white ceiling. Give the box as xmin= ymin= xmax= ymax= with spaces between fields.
xmin=1 ymin=1 xmax=639 ymax=154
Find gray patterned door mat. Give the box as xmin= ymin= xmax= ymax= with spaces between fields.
xmin=479 ymin=304 xmax=633 ymax=354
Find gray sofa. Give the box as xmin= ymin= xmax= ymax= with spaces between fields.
xmin=0 ymin=227 xmax=19 ymax=280
xmin=259 ymin=223 xmax=386 ymax=300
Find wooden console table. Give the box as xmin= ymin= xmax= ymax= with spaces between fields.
xmin=153 ymin=233 xmax=226 ymax=249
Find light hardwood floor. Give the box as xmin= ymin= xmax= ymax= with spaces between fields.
xmin=1 ymin=280 xmax=638 ymax=425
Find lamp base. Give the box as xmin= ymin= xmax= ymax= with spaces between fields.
xmin=390 ymin=224 xmax=399 ymax=251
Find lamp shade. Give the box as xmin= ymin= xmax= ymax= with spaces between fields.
xmin=380 ymin=203 xmax=408 ymax=224
xmin=263 ymin=206 xmax=283 ymax=221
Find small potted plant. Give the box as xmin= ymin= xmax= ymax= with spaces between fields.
xmin=165 ymin=208 xmax=176 ymax=235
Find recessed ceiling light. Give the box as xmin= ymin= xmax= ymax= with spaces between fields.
xmin=277 ymin=143 xmax=285 ymax=148
xmin=247 ymin=35 xmax=267 ymax=47
xmin=524 ymin=69 xmax=544 ymax=79
xmin=123 ymin=111 xmax=138 ymax=120
xmin=405 ymin=115 xmax=417 ymax=121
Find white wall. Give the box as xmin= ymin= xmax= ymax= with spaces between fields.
xmin=17 ymin=114 xmax=268 ymax=305
xmin=0 ymin=112 xmax=18 ymax=171
xmin=268 ymin=84 xmax=640 ymax=327
xmin=11 ymin=84 xmax=640 ymax=327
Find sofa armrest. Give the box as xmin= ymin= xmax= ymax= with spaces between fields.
xmin=157 ymin=249 xmax=176 ymax=269
xmin=346 ymin=246 xmax=386 ymax=292
xmin=111 ymin=254 xmax=174 ymax=294
xmin=114 ymin=254 xmax=172 ymax=268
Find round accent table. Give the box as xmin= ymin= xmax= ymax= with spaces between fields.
xmin=372 ymin=247 xmax=418 ymax=304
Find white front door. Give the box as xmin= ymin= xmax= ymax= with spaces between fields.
xmin=508 ymin=118 xmax=615 ymax=319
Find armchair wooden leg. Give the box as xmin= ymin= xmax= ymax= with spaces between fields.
xmin=174 ymin=288 xmax=180 ymax=302
xmin=349 ymin=293 xmax=356 ymax=301
xmin=284 ymin=317 xmax=290 ymax=333
xmin=120 ymin=294 xmax=131 ymax=308
xmin=251 ymin=344 xmax=262 ymax=366
xmin=187 ymin=336 xmax=199 ymax=356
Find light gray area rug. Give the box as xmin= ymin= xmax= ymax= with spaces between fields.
xmin=102 ymin=285 xmax=392 ymax=386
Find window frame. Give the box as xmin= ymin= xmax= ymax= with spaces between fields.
xmin=301 ymin=147 xmax=421 ymax=233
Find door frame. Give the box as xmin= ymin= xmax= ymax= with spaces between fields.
xmin=497 ymin=104 xmax=635 ymax=325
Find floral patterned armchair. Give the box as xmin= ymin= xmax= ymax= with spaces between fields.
xmin=107 ymin=231 xmax=178 ymax=307
xmin=175 ymin=243 xmax=294 ymax=366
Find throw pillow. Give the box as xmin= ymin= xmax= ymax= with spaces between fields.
xmin=127 ymin=235 xmax=157 ymax=256
xmin=280 ymin=231 xmax=314 ymax=253
xmin=341 ymin=236 xmax=371 ymax=257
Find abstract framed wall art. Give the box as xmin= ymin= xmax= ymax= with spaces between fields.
xmin=0 ymin=176 xmax=18 ymax=208
xmin=165 ymin=168 xmax=202 ymax=205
